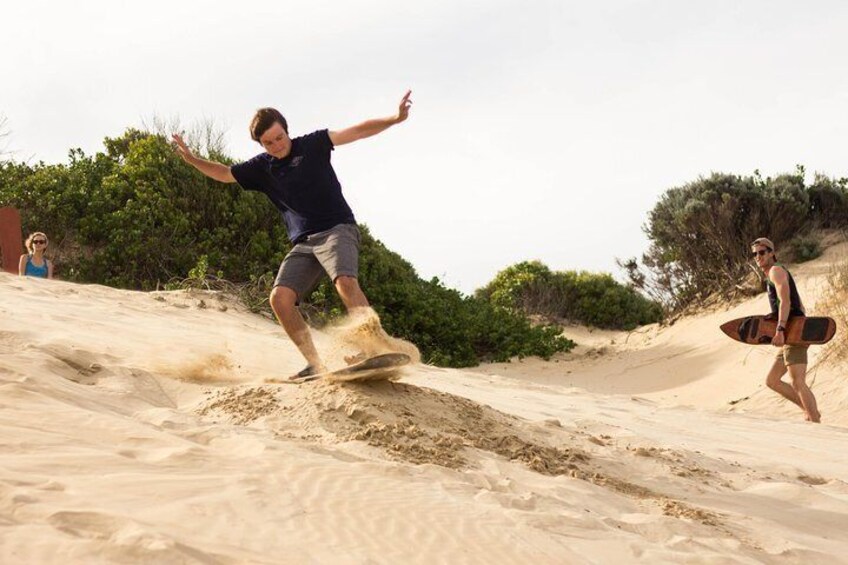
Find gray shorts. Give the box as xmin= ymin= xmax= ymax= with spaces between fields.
xmin=274 ymin=223 xmax=361 ymax=301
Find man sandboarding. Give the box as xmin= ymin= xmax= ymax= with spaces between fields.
xmin=751 ymin=237 xmax=821 ymax=422
xmin=172 ymin=91 xmax=413 ymax=381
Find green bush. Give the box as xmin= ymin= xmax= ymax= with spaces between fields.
xmin=623 ymin=168 xmax=848 ymax=310
xmin=0 ymin=130 xmax=287 ymax=289
xmin=785 ymin=235 xmax=822 ymax=263
xmin=0 ymin=128 xmax=574 ymax=367
xmin=478 ymin=260 xmax=663 ymax=330
xmin=809 ymin=174 xmax=848 ymax=227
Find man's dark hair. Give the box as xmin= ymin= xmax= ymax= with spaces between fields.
xmin=250 ymin=108 xmax=288 ymax=142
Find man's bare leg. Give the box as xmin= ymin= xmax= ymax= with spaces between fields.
xmin=335 ymin=275 xmax=369 ymax=310
xmin=788 ymin=364 xmax=821 ymax=423
xmin=765 ymin=358 xmax=804 ymax=409
xmin=269 ymin=285 xmax=325 ymax=372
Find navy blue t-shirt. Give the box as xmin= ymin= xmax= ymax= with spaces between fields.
xmin=231 ymin=129 xmax=356 ymax=243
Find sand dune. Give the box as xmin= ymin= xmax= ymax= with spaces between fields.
xmin=3 ymin=248 xmax=848 ymax=563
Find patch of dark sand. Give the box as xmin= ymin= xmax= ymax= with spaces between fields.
xmin=199 ymin=387 xmax=279 ymax=425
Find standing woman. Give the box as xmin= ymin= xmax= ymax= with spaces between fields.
xmin=18 ymin=232 xmax=54 ymax=279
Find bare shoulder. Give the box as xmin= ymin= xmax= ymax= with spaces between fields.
xmin=769 ymin=265 xmax=789 ymax=283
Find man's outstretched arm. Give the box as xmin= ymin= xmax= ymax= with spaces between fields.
xmin=171 ymin=133 xmax=236 ymax=183
xmin=329 ymin=90 xmax=412 ymax=147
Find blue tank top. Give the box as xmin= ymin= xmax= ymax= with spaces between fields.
xmin=25 ymin=255 xmax=49 ymax=278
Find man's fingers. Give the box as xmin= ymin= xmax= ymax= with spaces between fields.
xmin=400 ymin=95 xmax=413 ymax=114
xmin=171 ymin=134 xmax=189 ymax=152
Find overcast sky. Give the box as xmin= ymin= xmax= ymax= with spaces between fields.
xmin=3 ymin=1 xmax=847 ymax=293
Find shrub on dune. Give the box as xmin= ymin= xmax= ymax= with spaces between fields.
xmin=477 ymin=260 xmax=663 ymax=330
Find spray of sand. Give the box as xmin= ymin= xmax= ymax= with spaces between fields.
xmin=149 ymin=346 xmax=239 ymax=385
xmin=324 ymin=307 xmax=421 ymax=365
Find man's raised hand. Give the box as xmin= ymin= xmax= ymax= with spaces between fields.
xmin=395 ymin=90 xmax=413 ymax=123
xmin=171 ymin=133 xmax=195 ymax=163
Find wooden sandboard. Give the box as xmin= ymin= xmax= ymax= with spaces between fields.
xmin=720 ymin=315 xmax=836 ymax=346
xmin=268 ymin=353 xmax=412 ymax=385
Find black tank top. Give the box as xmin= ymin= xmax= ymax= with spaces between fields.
xmin=767 ymin=265 xmax=804 ymax=317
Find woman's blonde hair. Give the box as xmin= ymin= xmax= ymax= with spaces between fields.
xmin=25 ymin=232 xmax=48 ymax=254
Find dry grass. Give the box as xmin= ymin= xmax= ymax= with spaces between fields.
xmin=817 ymin=255 xmax=848 ymax=364
xmin=164 ymin=273 xmax=275 ymax=315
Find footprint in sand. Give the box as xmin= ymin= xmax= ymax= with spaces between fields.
xmin=47 ymin=510 xmax=130 ymax=540
xmin=37 ymin=343 xmax=111 ymax=385
xmin=45 ymin=510 xmax=223 ymax=560
xmin=0 ymin=329 xmax=34 ymax=355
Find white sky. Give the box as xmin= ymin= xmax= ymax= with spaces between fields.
xmin=3 ymin=1 xmax=848 ymax=293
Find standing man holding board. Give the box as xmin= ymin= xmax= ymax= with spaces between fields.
xmin=751 ymin=237 xmax=820 ymax=423
xmin=172 ymin=91 xmax=413 ymax=381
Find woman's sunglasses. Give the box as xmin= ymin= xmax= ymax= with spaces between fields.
xmin=33 ymin=240 xmax=47 ymax=245
xmin=750 ymin=248 xmax=771 ymax=258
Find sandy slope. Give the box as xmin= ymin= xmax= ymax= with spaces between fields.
xmin=2 ymin=254 xmax=848 ymax=564
xmin=474 ymin=241 xmax=848 ymax=426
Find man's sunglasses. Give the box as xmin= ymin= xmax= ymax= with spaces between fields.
xmin=33 ymin=240 xmax=47 ymax=245
xmin=750 ymin=248 xmax=771 ymax=258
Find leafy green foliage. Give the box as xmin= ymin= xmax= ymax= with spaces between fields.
xmin=478 ymin=261 xmax=663 ymax=330
xmin=785 ymin=235 xmax=822 ymax=263
xmin=0 ymin=131 xmax=287 ymax=289
xmin=623 ymin=169 xmax=848 ymax=309
xmin=0 ymin=128 xmax=573 ymax=367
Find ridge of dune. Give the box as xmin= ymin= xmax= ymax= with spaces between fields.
xmin=3 ymin=266 xmax=848 ymax=563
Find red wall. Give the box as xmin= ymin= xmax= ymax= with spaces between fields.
xmin=0 ymin=207 xmax=23 ymax=274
